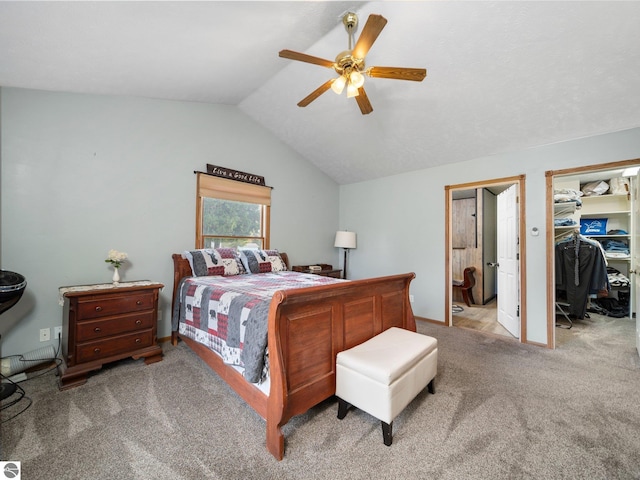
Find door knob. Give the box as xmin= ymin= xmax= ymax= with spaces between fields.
xmin=487 ymin=262 xmax=499 ymax=268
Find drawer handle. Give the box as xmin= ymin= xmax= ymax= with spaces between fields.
xmin=135 ymin=338 xmax=141 ymax=344
xmin=94 ymin=348 xmax=101 ymax=354
xmin=135 ymin=319 xmax=142 ymax=325
xmin=94 ymin=327 xmax=101 ymax=333
xmin=136 ymin=300 xmax=143 ymax=306
xmin=95 ymin=306 xmax=102 ymax=312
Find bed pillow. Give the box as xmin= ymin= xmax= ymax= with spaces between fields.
xmin=183 ymin=248 xmax=246 ymax=277
xmin=213 ymin=248 xmax=246 ymax=276
xmin=239 ymin=248 xmax=287 ymax=274
xmin=237 ymin=246 xmax=257 ymax=273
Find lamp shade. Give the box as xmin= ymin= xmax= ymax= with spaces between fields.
xmin=334 ymin=230 xmax=357 ymax=249
xmin=331 ymin=75 xmax=347 ymax=95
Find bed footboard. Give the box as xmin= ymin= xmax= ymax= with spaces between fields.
xmin=265 ymin=272 xmax=416 ymax=460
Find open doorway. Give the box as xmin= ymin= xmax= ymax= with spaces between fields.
xmin=546 ymin=158 xmax=640 ymax=351
xmin=445 ymin=175 xmax=528 ymax=343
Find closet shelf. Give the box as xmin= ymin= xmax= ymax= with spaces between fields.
xmin=581 ymin=194 xmax=630 ymax=216
xmin=605 ymin=256 xmax=631 ymax=262
xmin=581 ymin=211 xmax=630 ymax=217
xmin=584 ymin=234 xmax=630 ymax=239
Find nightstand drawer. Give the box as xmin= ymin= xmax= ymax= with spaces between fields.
xmin=77 ymin=291 xmax=155 ymax=319
xmin=76 ymin=311 xmax=155 ymax=342
xmin=76 ymin=330 xmax=154 ymax=363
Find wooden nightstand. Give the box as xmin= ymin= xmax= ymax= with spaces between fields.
xmin=58 ymin=281 xmax=164 ymax=390
xmin=292 ymin=264 xmax=343 ymax=279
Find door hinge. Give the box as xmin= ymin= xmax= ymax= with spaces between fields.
xmin=517 ymin=305 xmax=520 ymax=317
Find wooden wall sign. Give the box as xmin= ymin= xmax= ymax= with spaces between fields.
xmin=206 ymin=164 xmax=265 ymax=186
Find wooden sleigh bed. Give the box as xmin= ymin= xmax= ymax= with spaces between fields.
xmin=171 ymin=252 xmax=416 ymax=460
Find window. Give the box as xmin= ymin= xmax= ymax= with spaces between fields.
xmin=195 ymin=172 xmax=271 ymax=249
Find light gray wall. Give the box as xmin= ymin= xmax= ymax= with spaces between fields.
xmin=339 ymin=127 xmax=640 ymax=345
xmin=0 ymin=87 xmax=340 ymax=357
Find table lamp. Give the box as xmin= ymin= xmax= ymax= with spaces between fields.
xmin=334 ymin=231 xmax=357 ymax=279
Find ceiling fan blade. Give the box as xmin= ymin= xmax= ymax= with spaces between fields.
xmin=352 ymin=14 xmax=388 ymax=60
xmin=355 ymin=87 xmax=373 ymax=115
xmin=367 ymin=66 xmax=427 ymax=82
xmin=279 ymin=49 xmax=335 ymax=68
xmin=297 ymin=79 xmax=334 ymax=107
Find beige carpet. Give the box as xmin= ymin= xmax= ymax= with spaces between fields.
xmin=3 ymin=317 xmax=640 ymax=479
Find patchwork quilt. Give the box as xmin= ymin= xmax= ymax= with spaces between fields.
xmin=172 ymin=271 xmax=344 ymax=383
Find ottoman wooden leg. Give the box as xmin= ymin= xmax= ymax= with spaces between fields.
xmin=428 ymin=378 xmax=435 ymax=394
xmin=337 ymin=397 xmax=350 ymax=420
xmin=382 ymin=421 xmax=393 ymax=446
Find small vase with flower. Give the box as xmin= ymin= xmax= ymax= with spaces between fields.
xmin=105 ymin=249 xmax=128 ymax=285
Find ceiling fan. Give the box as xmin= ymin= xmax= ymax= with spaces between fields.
xmin=279 ymin=12 xmax=427 ymax=115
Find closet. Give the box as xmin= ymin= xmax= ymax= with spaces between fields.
xmin=554 ymin=170 xmax=635 ymax=321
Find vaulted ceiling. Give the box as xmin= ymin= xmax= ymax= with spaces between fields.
xmin=1 ymin=1 xmax=639 ymax=184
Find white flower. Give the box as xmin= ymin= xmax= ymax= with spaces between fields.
xmin=105 ymin=249 xmax=128 ymax=268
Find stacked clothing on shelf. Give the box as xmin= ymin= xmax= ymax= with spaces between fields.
xmin=554 ymin=188 xmax=583 ymax=206
xmin=555 ymin=232 xmax=609 ymax=319
xmin=555 ymin=217 xmax=577 ymax=227
xmin=607 ymin=266 xmax=630 ymax=288
xmin=554 ymin=189 xmax=582 ymax=228
xmin=600 ymin=238 xmax=630 ymax=259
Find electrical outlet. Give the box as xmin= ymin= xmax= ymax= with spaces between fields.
xmin=409 ymin=295 xmax=415 ymax=303
xmin=54 ymin=326 xmax=63 ymax=339
xmin=40 ymin=328 xmax=51 ymax=342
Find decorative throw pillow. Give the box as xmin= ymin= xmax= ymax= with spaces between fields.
xmin=212 ymin=247 xmax=246 ymax=276
xmin=237 ymin=247 xmax=256 ymax=273
xmin=239 ymin=249 xmax=287 ymax=274
xmin=183 ymin=248 xmax=245 ymax=277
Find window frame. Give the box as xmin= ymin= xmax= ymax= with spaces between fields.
xmin=195 ymin=172 xmax=271 ymax=249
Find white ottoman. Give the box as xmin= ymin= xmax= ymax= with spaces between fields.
xmin=336 ymin=327 xmax=437 ymax=446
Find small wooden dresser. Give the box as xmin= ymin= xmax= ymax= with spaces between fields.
xmin=59 ymin=281 xmax=163 ymax=390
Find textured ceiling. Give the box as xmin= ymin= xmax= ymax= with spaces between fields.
xmin=1 ymin=1 xmax=640 ymax=185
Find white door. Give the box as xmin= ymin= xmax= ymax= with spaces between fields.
xmin=634 ymin=173 xmax=640 ymax=354
xmin=497 ymin=185 xmax=520 ymax=338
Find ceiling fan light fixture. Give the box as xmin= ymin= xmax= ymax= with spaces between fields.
xmin=349 ymin=71 xmax=364 ymax=89
xmin=331 ymin=75 xmax=347 ymax=95
xmin=346 ymin=82 xmax=359 ymax=98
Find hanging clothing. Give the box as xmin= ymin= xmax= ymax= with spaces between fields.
xmin=555 ymin=234 xmax=609 ymax=319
